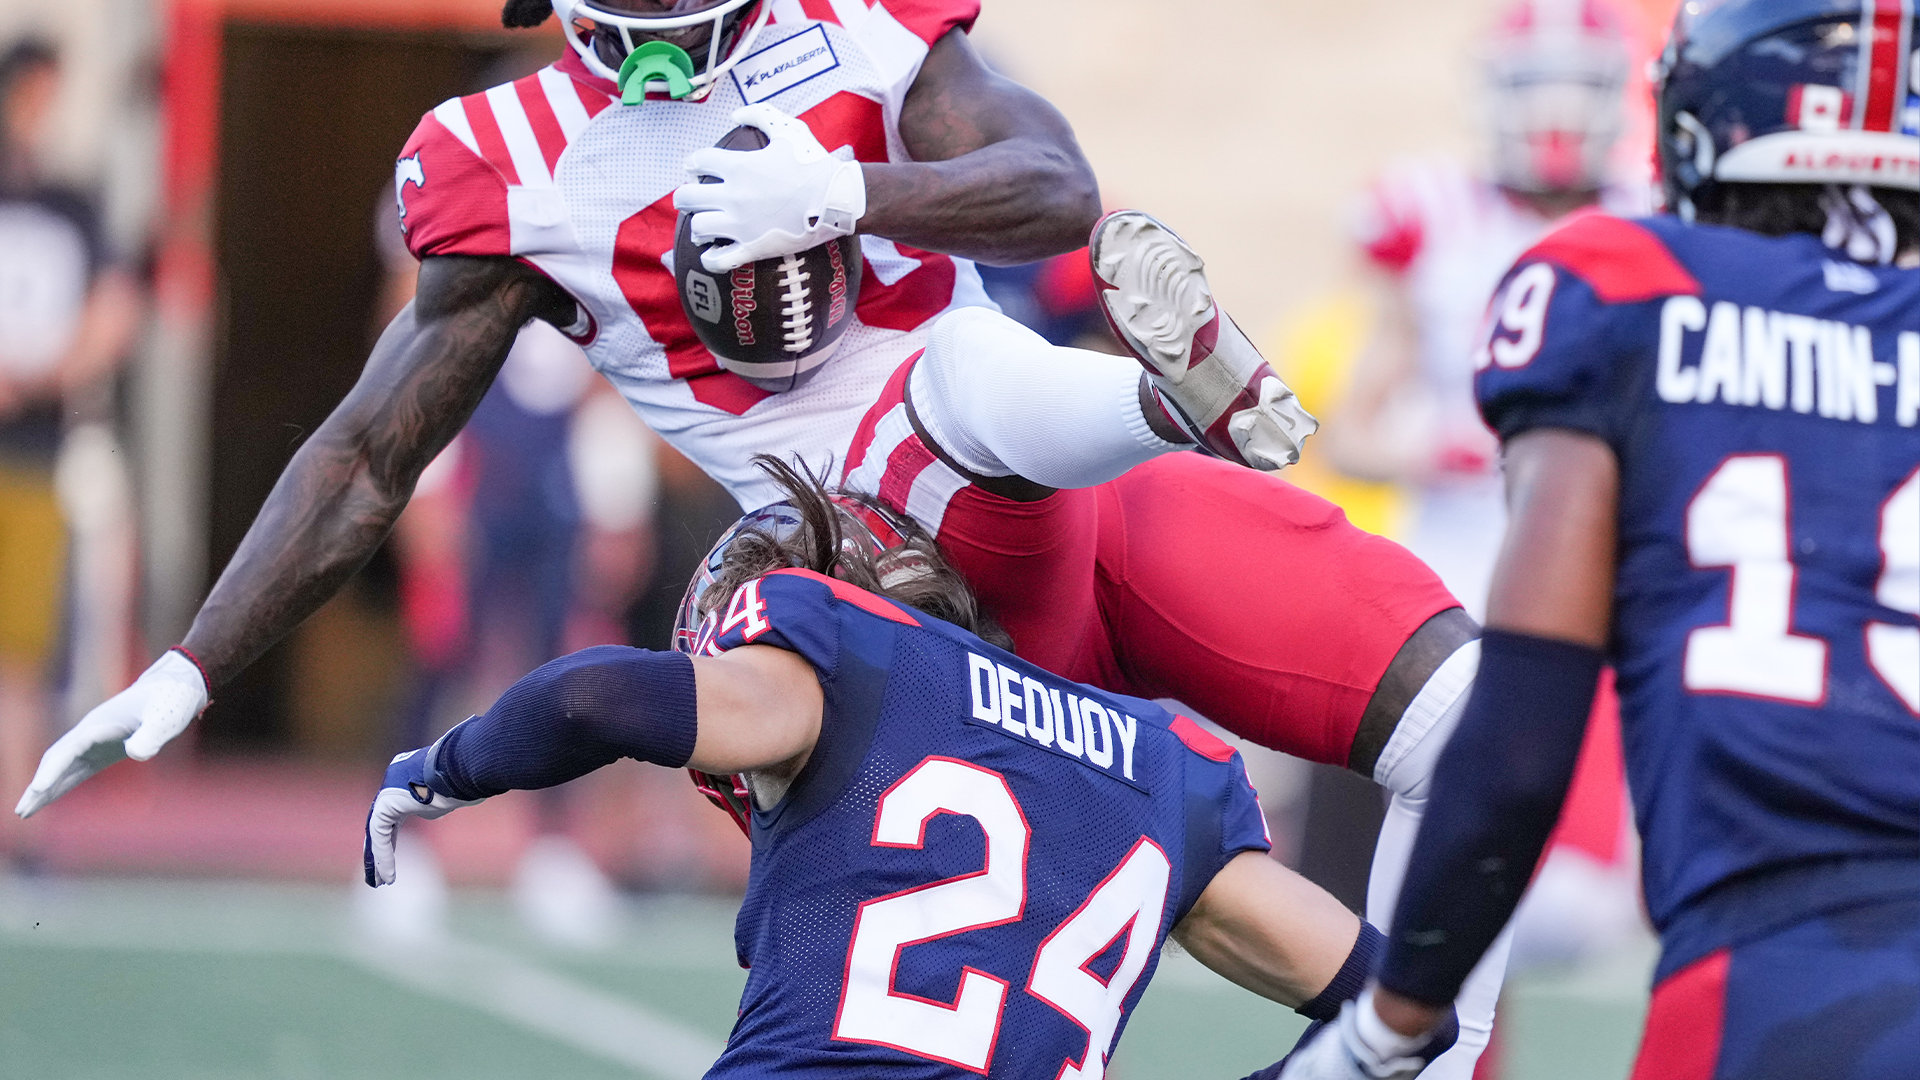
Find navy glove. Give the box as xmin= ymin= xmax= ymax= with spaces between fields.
xmin=363 ymin=722 xmax=484 ymax=887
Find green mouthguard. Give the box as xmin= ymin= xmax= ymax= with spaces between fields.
xmin=618 ymin=41 xmax=697 ymax=103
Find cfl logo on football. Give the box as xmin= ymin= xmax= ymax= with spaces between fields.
xmin=685 ymin=271 xmax=723 ymax=324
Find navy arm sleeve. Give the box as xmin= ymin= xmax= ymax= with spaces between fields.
xmin=1380 ymin=216 xmax=1673 ymax=1002
xmin=1375 ymin=630 xmax=1603 ymax=1004
xmin=433 ymin=646 xmax=698 ymax=800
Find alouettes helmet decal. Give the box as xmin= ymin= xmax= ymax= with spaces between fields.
xmin=1656 ymin=0 xmax=1919 ymax=218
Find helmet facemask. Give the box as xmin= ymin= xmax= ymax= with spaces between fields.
xmin=1481 ymin=5 xmax=1630 ymax=196
xmin=1486 ymin=58 xmax=1628 ymax=193
xmin=552 ymin=0 xmax=771 ymax=100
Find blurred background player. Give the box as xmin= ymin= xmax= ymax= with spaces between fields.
xmin=1324 ymin=0 xmax=1649 ymax=990
xmin=1290 ymin=0 xmax=1920 ymax=1076
xmin=1329 ymin=0 xmax=1644 ymax=617
xmin=0 ymin=37 xmax=139 ymax=865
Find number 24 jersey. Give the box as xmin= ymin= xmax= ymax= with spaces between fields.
xmin=689 ymin=568 xmax=1271 ymax=1079
xmin=1475 ymin=214 xmax=1920 ymax=976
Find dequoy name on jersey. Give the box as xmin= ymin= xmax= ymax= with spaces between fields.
xmin=966 ymin=653 xmax=1141 ymax=785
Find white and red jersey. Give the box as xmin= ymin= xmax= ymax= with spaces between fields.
xmin=1354 ymin=157 xmax=1567 ymax=467
xmin=396 ymin=0 xmax=993 ymax=510
xmin=1351 ymin=157 xmax=1647 ymax=615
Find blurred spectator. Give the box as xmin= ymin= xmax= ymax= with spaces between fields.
xmin=0 ymin=38 xmax=140 ymax=860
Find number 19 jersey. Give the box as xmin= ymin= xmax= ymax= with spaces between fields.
xmin=1474 ymin=214 xmax=1920 ymax=980
xmin=688 ymin=568 xmax=1271 ymax=1079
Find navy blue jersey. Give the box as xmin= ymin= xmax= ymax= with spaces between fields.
xmin=1475 ymin=215 xmax=1920 ymax=973
xmin=687 ymin=568 xmax=1271 ymax=1080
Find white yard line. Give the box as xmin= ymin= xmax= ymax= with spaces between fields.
xmin=346 ymin=936 xmax=725 ymax=1080
xmin=1 ymin=876 xmax=726 ymax=1080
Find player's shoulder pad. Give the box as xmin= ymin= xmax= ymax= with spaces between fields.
xmin=394 ymin=95 xmax=516 ymax=261
xmin=1166 ymin=714 xmax=1238 ymax=762
xmin=1474 ymin=214 xmax=1703 ymax=442
xmin=1517 ymin=213 xmax=1702 ymax=305
xmin=701 ymin=568 xmax=921 ymax=664
xmin=1156 ymin=711 xmax=1270 ymax=919
xmin=764 ymin=568 xmax=921 ymax=627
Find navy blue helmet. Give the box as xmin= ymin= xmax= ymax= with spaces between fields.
xmin=1656 ymin=0 xmax=1919 ymax=217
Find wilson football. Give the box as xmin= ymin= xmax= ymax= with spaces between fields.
xmin=675 ymin=125 xmax=863 ymax=393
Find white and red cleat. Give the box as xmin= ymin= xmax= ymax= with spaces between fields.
xmin=1090 ymin=210 xmax=1318 ymax=471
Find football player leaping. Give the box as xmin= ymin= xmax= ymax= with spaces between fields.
xmin=1282 ymin=1 xmax=1920 ymax=1077
xmin=19 ymin=3 xmax=1503 ymax=1070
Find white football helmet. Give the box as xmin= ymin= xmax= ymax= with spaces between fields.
xmin=553 ymin=0 xmax=773 ymax=99
xmin=1480 ymin=0 xmax=1632 ymax=194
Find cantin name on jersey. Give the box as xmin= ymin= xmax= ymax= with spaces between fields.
xmin=1657 ymin=298 xmax=1920 ymax=428
xmin=966 ymin=653 xmax=1142 ymax=787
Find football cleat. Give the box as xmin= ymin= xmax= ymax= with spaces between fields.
xmin=1090 ymin=210 xmax=1317 ymax=471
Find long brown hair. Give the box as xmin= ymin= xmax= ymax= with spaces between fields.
xmin=700 ymin=455 xmax=1013 ymax=650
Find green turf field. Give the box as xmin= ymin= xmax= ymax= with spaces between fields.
xmin=0 ymin=874 xmax=1652 ymax=1078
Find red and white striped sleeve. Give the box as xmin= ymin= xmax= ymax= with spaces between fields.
xmin=871 ymin=0 xmax=979 ymax=45
xmin=394 ymin=69 xmax=615 ymax=261
xmin=394 ymin=102 xmax=513 ymax=261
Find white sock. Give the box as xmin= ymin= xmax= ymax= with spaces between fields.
xmin=908 ymin=307 xmax=1182 ymax=490
xmin=1365 ymin=639 xmax=1511 ymax=1080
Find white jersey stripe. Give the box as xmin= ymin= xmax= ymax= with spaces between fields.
xmin=840 ymin=400 xmax=967 ymax=536
xmin=432 ymin=98 xmax=481 ymax=157
xmin=843 ymin=405 xmax=913 ymax=496
xmin=827 ymin=0 xmax=868 ymax=32
xmin=486 ymin=83 xmax=553 ymax=187
xmin=850 ymin=0 xmax=931 ymax=91
xmin=539 ymin=66 xmax=592 ymax=144
xmin=903 ymin=458 xmax=967 ymax=536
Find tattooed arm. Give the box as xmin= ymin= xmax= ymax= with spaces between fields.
xmin=182 ymin=255 xmax=576 ymax=688
xmin=858 ymin=29 xmax=1101 ymax=266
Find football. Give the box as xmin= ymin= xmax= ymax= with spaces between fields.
xmin=675 ymin=125 xmax=863 ymax=393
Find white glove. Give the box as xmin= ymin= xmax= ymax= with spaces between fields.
xmin=673 ymin=103 xmax=866 ymax=273
xmin=15 ymin=649 xmax=210 ymax=819
xmin=363 ymin=728 xmax=484 ymax=887
xmin=1278 ymin=992 xmax=1442 ymax=1080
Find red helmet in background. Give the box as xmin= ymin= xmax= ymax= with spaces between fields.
xmin=1482 ymin=0 xmax=1636 ymax=193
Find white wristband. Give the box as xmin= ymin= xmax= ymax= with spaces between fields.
xmin=1352 ymin=987 xmax=1432 ymax=1062
xmin=820 ymin=159 xmax=867 ymax=235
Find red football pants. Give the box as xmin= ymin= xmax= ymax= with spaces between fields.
xmin=902 ymin=452 xmax=1460 ymax=767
